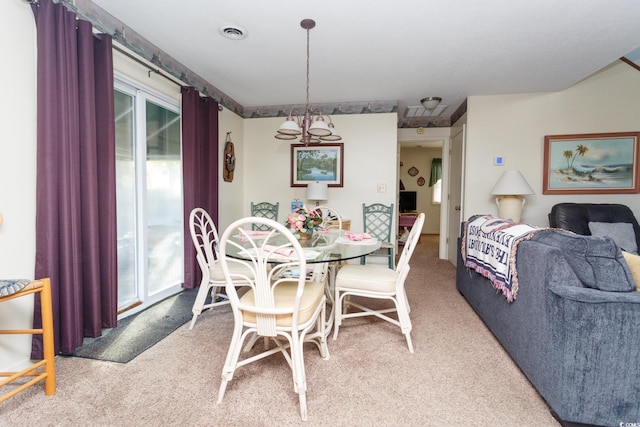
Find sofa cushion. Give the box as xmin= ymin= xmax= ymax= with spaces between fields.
xmin=531 ymin=229 xmax=636 ymax=292
xmin=588 ymin=221 xmax=638 ymax=254
xmin=621 ymin=251 xmax=640 ymax=292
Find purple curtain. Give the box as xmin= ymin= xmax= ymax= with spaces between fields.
xmin=181 ymin=87 xmax=219 ymax=289
xmin=31 ymin=0 xmax=117 ymax=357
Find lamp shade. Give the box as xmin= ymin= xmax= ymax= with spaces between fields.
xmin=307 ymin=181 xmax=328 ymax=201
xmin=490 ymin=170 xmax=535 ymax=195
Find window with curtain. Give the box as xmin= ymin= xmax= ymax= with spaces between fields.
xmin=430 ymin=158 xmax=442 ymax=204
xmin=115 ymin=76 xmax=184 ymax=315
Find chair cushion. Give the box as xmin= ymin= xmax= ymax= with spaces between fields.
xmin=239 ymin=280 xmax=325 ymax=327
xmin=0 ymin=279 xmax=39 ymax=298
xmin=588 ymin=221 xmax=638 ymax=254
xmin=336 ymin=264 xmax=398 ymax=293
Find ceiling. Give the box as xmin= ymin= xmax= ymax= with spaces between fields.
xmin=77 ymin=0 xmax=640 ymax=128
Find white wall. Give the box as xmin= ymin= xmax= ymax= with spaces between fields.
xmin=218 ymin=107 xmax=245 ymax=232
xmin=243 ymin=114 xmax=398 ymax=235
xmin=0 ymin=0 xmax=38 ymax=370
xmin=464 ymin=60 xmax=640 ymax=227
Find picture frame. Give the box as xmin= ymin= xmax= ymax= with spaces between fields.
xmin=543 ymin=132 xmax=640 ymax=194
xmin=291 ymin=143 xmax=344 ymax=187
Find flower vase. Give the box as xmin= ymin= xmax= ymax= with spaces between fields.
xmin=297 ymin=232 xmax=313 ymax=246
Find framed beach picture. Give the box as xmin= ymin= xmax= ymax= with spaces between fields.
xmin=291 ymin=143 xmax=344 ymax=187
xmin=543 ymin=132 xmax=640 ymax=194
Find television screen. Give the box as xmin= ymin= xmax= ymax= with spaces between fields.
xmin=399 ymin=191 xmax=417 ymax=212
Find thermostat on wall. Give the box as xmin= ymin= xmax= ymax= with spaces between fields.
xmin=494 ymin=156 xmax=504 ymax=166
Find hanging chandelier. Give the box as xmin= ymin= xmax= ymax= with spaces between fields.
xmin=275 ymin=19 xmax=341 ymax=145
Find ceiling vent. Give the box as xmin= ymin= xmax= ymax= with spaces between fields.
xmin=219 ymin=25 xmax=247 ymax=40
xmin=404 ymin=105 xmax=447 ymax=118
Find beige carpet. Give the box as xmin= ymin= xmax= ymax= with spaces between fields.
xmin=1 ymin=235 xmax=559 ymax=426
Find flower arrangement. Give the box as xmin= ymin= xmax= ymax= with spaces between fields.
xmin=286 ymin=204 xmax=323 ymax=238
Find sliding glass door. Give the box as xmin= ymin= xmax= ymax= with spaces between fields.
xmin=115 ymin=78 xmax=183 ymax=316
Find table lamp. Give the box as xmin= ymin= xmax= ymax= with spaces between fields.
xmin=307 ymin=181 xmax=328 ymax=206
xmin=490 ymin=170 xmax=534 ymax=222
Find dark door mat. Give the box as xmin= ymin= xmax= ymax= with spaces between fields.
xmin=71 ymin=289 xmax=197 ymax=363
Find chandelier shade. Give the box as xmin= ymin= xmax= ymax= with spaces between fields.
xmin=277 ymin=117 xmax=302 ymax=135
xmin=308 ymin=116 xmax=332 ymax=136
xmin=320 ymin=133 xmax=342 ymax=142
xmin=275 ymin=19 xmax=341 ymax=145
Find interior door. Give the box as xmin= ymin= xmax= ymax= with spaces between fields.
xmin=447 ymin=124 xmax=466 ymax=265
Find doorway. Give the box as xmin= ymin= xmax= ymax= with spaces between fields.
xmin=398 ymin=145 xmax=442 ymax=237
xmin=398 ymin=126 xmax=464 ymax=265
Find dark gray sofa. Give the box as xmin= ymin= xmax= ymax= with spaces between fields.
xmin=456 ymin=229 xmax=640 ymax=427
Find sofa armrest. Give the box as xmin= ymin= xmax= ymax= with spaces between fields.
xmin=545 ymin=280 xmax=640 ymax=424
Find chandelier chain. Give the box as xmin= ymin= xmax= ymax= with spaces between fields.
xmin=274 ymin=18 xmax=341 ymax=144
xmin=306 ymin=26 xmax=310 ymax=111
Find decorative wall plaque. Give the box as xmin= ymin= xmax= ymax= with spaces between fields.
xmin=223 ymin=132 xmax=235 ymax=182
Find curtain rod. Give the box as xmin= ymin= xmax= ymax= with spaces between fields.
xmin=112 ymin=43 xmax=222 ymax=110
xmin=49 ymin=0 xmax=231 ymax=112
xmin=112 ymin=43 xmax=184 ymax=87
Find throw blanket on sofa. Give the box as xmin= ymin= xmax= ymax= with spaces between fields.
xmin=461 ymin=215 xmax=542 ymax=302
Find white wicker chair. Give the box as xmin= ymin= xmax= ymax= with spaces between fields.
xmin=188 ymin=208 xmax=253 ymax=330
xmin=333 ymin=213 xmax=425 ymax=353
xmin=217 ymin=217 xmax=330 ymax=421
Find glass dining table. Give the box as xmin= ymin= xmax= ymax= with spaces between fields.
xmin=224 ymin=229 xmax=382 ymax=265
xmin=224 ymin=229 xmax=382 ymax=336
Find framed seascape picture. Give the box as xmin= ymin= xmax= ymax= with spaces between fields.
xmin=290 ymin=143 xmax=344 ymax=187
xmin=543 ymin=132 xmax=640 ymax=194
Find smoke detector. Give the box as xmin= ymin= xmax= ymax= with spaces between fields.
xmin=219 ymin=25 xmax=247 ymax=40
